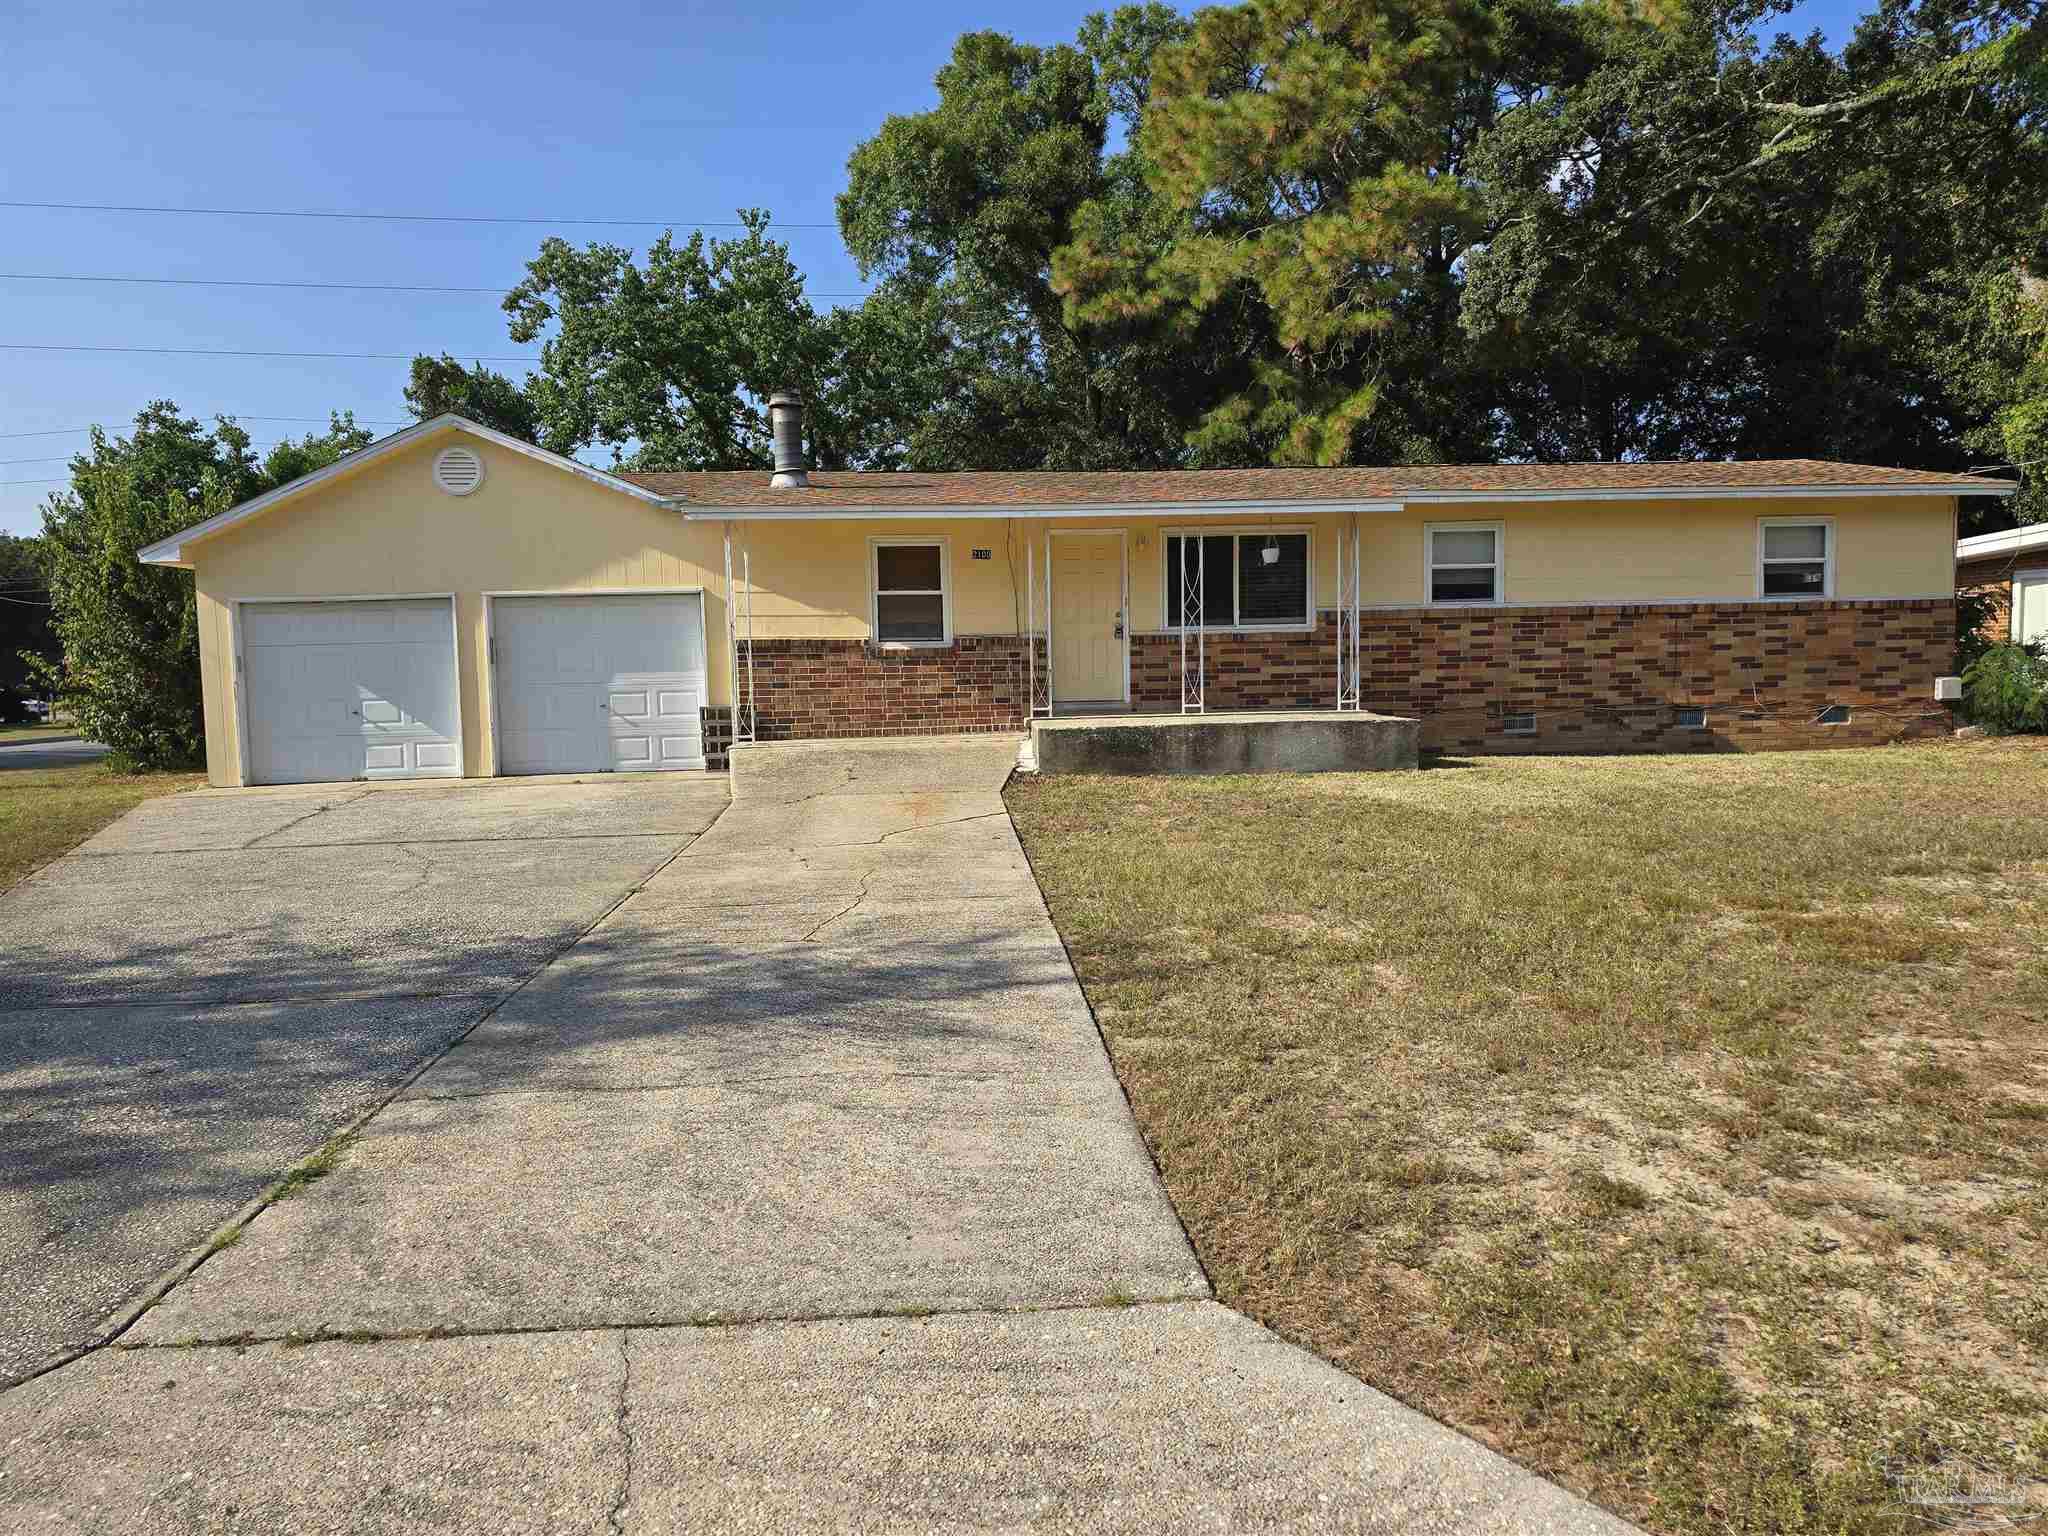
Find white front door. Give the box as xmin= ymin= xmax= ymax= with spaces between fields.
xmin=2014 ymin=569 xmax=2048 ymax=646
xmin=240 ymin=599 xmax=461 ymax=786
xmin=1052 ymin=532 xmax=1126 ymax=705
xmin=493 ymin=593 xmax=707 ymax=774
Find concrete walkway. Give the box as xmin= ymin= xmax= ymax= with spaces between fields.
xmin=0 ymin=738 xmax=1634 ymax=1533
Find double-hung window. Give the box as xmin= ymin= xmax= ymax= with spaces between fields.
xmin=1759 ymin=519 xmax=1833 ymax=598
xmin=1162 ymin=530 xmax=1311 ymax=630
xmin=871 ymin=539 xmax=950 ymax=643
xmin=1427 ymin=522 xmax=1503 ymax=604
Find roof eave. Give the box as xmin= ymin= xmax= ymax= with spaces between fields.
xmin=677 ymin=481 xmax=2015 ymax=519
xmin=681 ymin=497 xmax=1407 ymax=521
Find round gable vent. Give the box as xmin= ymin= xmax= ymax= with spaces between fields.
xmin=432 ymin=445 xmax=485 ymax=496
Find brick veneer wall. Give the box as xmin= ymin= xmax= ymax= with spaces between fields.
xmin=713 ymin=635 xmax=1038 ymax=746
xmin=1956 ymin=557 xmax=2014 ymax=648
xmin=1129 ymin=599 xmax=1956 ymax=753
xmin=692 ymin=603 xmax=1954 ymax=760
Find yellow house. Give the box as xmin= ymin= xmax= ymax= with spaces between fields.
xmin=137 ymin=411 xmax=2015 ymax=787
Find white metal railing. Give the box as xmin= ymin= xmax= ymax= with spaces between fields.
xmin=1026 ymin=530 xmax=1052 ymax=717
xmin=1336 ymin=515 xmax=1362 ymax=711
xmin=1179 ymin=533 xmax=1205 ymax=713
xmin=723 ymin=520 xmax=756 ymax=747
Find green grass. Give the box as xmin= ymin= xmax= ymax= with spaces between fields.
xmin=0 ymin=762 xmax=202 ymax=891
xmin=0 ymin=723 xmax=74 ymax=744
xmin=1008 ymin=738 xmax=2048 ymax=1536
xmin=273 ymin=1132 xmax=358 ymax=1200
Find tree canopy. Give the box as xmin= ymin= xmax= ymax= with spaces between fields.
xmin=31 ymin=404 xmax=370 ymax=768
xmin=461 ymin=0 xmax=2047 ymax=534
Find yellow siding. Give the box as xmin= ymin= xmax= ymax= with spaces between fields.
xmin=182 ymin=430 xmax=1958 ymax=786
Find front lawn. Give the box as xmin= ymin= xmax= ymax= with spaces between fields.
xmin=1009 ymin=741 xmax=2048 ymax=1535
xmin=0 ymin=763 xmax=202 ymax=890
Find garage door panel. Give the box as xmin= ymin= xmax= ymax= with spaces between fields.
xmin=242 ymin=600 xmax=461 ymax=786
xmin=494 ymin=595 xmax=706 ymax=776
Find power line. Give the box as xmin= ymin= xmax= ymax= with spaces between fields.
xmin=1 ymin=343 xmax=537 ymax=362
xmin=7 ymin=271 xmax=509 ymax=296
xmin=0 ymin=200 xmax=839 ymax=229
xmin=0 ymin=271 xmax=869 ymax=298
xmin=1 ymin=416 xmax=410 ymax=439
xmin=3 ymin=442 xmax=298 ymax=464
xmin=0 ymin=478 xmax=66 ymax=487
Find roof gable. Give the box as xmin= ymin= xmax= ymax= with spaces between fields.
xmin=137 ymin=415 xmax=676 ymax=568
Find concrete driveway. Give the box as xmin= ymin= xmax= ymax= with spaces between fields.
xmin=0 ymin=741 xmax=1632 ymax=1533
xmin=0 ymin=775 xmax=728 ymax=1382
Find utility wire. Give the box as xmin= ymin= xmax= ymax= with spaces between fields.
xmin=0 ymin=200 xmax=838 ymax=229
xmin=3 ymin=443 xmax=296 ymax=464
xmin=0 ymin=344 xmax=538 ymax=362
xmin=1 ymin=416 xmax=410 ymax=438
xmin=0 ymin=271 xmax=869 ymax=298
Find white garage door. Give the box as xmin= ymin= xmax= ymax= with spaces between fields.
xmin=241 ymin=599 xmax=462 ymax=786
xmin=493 ymin=593 xmax=707 ymax=774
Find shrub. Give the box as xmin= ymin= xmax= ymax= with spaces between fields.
xmin=1955 ymin=586 xmax=2004 ymax=671
xmin=1961 ymin=642 xmax=2048 ymax=733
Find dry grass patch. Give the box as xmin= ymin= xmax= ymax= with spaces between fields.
xmin=1008 ymin=740 xmax=2048 ymax=1535
xmin=0 ymin=763 xmax=201 ymax=890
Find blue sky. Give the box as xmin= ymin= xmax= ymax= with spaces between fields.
xmin=1 ymin=0 xmax=1867 ymax=535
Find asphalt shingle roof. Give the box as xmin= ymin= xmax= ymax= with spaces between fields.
xmin=621 ymin=459 xmax=2013 ymax=509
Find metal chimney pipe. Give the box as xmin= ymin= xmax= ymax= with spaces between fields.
xmin=767 ymin=390 xmax=808 ymax=489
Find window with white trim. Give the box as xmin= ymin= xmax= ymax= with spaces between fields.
xmin=1427 ymin=523 xmax=1502 ymax=604
xmin=1163 ymin=530 xmax=1311 ymax=629
xmin=871 ymin=540 xmax=949 ymax=643
xmin=1759 ymin=519 xmax=1833 ymax=597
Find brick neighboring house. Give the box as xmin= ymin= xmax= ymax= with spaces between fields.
xmin=1957 ymin=523 xmax=2048 ymax=651
xmin=136 ymin=407 xmax=2016 ymax=787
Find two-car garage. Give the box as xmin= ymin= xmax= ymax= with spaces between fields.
xmin=236 ymin=591 xmax=706 ymax=785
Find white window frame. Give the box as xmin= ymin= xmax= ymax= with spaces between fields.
xmin=1757 ymin=516 xmax=1835 ymax=600
xmin=868 ymin=536 xmax=953 ymax=646
xmin=2013 ymin=567 xmax=2048 ymax=644
xmin=1160 ymin=525 xmax=1315 ymax=632
xmin=1425 ymin=520 xmax=1505 ymax=607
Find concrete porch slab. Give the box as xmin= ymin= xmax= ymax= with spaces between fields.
xmin=727 ymin=732 xmax=1023 ymax=801
xmin=1031 ymin=709 xmax=1420 ymax=775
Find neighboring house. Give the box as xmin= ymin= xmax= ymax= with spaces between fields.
xmin=1956 ymin=522 xmax=2048 ymax=650
xmin=137 ymin=407 xmax=2014 ymax=788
